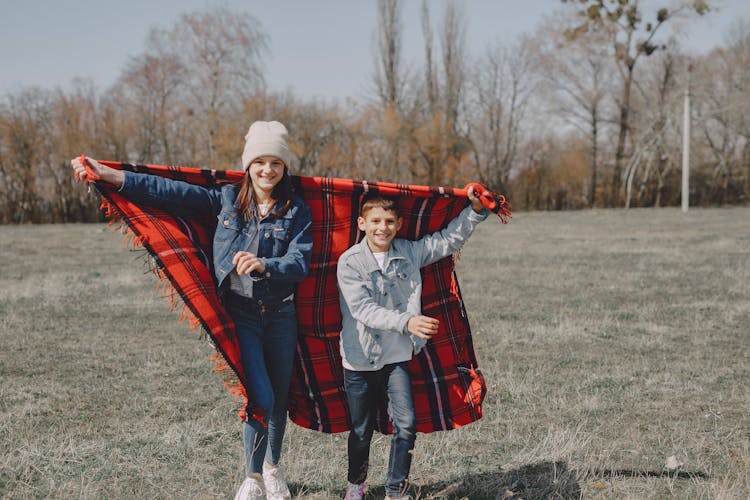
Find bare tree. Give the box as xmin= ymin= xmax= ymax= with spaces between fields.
xmin=536 ymin=16 xmax=612 ymax=206
xmin=116 ymin=53 xmax=184 ymax=165
xmin=421 ymin=0 xmax=438 ymax=115
xmin=0 ymin=89 xmax=52 ymax=222
xmin=369 ymin=0 xmax=410 ymax=181
xmin=288 ymin=99 xmax=348 ymax=177
xmin=441 ymin=0 xmax=466 ymax=138
xmin=146 ymin=7 xmax=269 ymax=167
xmin=691 ymin=20 xmax=750 ymax=205
xmin=96 ymin=85 xmax=135 ymax=163
xmin=407 ymin=0 xmax=441 ymax=184
xmin=48 ymin=82 xmax=104 ymax=221
xmin=621 ymin=47 xmax=688 ymax=207
xmin=467 ymin=38 xmax=538 ymax=195
xmin=724 ymin=19 xmax=750 ymax=199
xmin=409 ymin=0 xmax=468 ymax=186
xmin=562 ymin=0 xmax=711 ymax=206
xmin=374 ymin=0 xmax=404 ymax=108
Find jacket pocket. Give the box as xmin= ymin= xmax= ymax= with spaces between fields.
xmin=214 ymin=211 xmax=243 ymax=279
xmin=271 ymin=220 xmax=292 ymax=254
xmin=216 ymin=210 xmax=242 ymax=238
xmin=366 ymin=276 xmax=385 ymax=303
xmin=392 ymin=262 xmax=416 ymax=307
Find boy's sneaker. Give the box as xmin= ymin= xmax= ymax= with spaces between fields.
xmin=384 ymin=496 xmax=411 ymax=500
xmin=263 ymin=464 xmax=292 ymax=500
xmin=345 ymin=481 xmax=367 ymax=500
xmin=234 ymin=474 xmax=265 ymax=500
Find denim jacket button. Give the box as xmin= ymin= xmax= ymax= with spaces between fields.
xmin=264 ymin=233 xmax=270 ymax=238
xmin=223 ymin=219 xmax=229 ymax=226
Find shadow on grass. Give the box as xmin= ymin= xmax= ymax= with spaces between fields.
xmin=595 ymin=467 xmax=709 ymax=480
xmin=288 ymin=461 xmax=709 ymax=499
xmin=288 ymin=483 xmax=333 ymax=498
xmin=383 ymin=461 xmax=580 ymax=500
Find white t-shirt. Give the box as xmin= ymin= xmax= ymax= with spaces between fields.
xmin=372 ymin=251 xmax=387 ymax=270
xmin=228 ymin=203 xmax=270 ymax=297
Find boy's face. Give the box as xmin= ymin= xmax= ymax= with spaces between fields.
xmin=358 ymin=207 xmax=402 ymax=253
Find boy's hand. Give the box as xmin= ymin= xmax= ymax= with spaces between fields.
xmin=467 ymin=186 xmax=484 ymax=213
xmin=407 ymin=315 xmax=439 ymax=340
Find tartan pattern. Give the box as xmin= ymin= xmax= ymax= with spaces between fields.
xmin=89 ymin=159 xmax=510 ymax=433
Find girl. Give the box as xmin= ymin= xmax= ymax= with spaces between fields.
xmin=71 ymin=121 xmax=312 ymax=500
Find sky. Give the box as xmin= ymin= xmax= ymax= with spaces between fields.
xmin=1 ymin=0 xmax=749 ymax=103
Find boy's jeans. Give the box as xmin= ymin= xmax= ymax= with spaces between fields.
xmin=344 ymin=362 xmax=417 ymax=497
xmin=226 ymin=293 xmax=298 ymax=475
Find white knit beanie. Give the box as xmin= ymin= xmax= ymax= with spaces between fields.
xmin=241 ymin=120 xmax=292 ymax=170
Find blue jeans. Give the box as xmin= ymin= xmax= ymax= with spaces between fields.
xmin=344 ymin=362 xmax=416 ymax=497
xmin=226 ymin=293 xmax=298 ymax=475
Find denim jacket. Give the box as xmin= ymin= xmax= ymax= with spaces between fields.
xmin=337 ymin=205 xmax=488 ymax=370
xmin=119 ymin=171 xmax=312 ymax=305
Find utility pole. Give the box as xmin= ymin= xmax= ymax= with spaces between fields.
xmin=681 ymin=87 xmax=690 ymax=212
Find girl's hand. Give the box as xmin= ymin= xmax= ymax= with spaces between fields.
xmin=467 ymin=186 xmax=484 ymax=213
xmin=70 ymin=157 xmax=124 ymax=187
xmin=233 ymin=251 xmax=266 ymax=276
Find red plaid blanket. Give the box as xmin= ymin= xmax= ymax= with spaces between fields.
xmin=87 ymin=158 xmax=510 ymax=433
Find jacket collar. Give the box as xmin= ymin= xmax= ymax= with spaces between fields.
xmin=357 ymin=238 xmax=405 ymax=274
xmin=232 ymin=192 xmax=292 ymax=221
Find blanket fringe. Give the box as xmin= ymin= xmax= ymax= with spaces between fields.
xmin=96 ymin=195 xmax=250 ymax=419
xmin=99 ymin=198 xmax=204 ymax=328
xmin=209 ymin=351 xmax=262 ymax=422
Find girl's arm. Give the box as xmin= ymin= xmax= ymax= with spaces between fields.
xmin=119 ymin=170 xmax=221 ymax=217
xmin=71 ymin=157 xmax=221 ymax=217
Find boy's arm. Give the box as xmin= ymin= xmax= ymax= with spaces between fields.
xmin=337 ymin=258 xmax=413 ymax=335
xmin=415 ymin=204 xmax=489 ymax=268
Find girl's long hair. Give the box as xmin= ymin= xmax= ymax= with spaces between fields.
xmin=235 ymin=166 xmax=294 ymax=221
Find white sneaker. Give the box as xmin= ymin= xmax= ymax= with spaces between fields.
xmin=344 ymin=481 xmax=367 ymax=500
xmin=234 ymin=474 xmax=265 ymax=500
xmin=263 ymin=464 xmax=291 ymax=500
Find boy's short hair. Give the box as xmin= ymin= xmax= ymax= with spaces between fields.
xmin=360 ymin=193 xmax=400 ymax=217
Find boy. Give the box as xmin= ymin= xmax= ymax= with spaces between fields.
xmin=337 ymin=188 xmax=487 ymax=500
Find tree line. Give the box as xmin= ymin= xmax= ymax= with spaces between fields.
xmin=1 ymin=0 xmax=748 ymax=224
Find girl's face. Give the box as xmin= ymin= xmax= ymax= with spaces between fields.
xmin=247 ymin=155 xmax=285 ymax=196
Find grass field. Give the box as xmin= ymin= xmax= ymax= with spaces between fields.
xmin=1 ymin=207 xmax=749 ymax=499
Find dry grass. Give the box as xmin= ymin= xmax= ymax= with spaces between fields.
xmin=1 ymin=207 xmax=749 ymax=499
